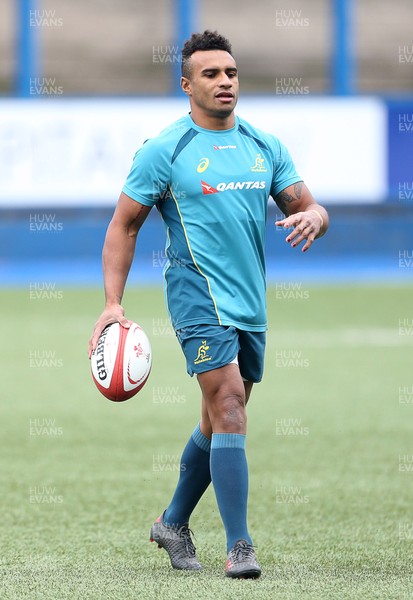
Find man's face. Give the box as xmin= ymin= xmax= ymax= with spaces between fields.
xmin=181 ymin=50 xmax=239 ymax=119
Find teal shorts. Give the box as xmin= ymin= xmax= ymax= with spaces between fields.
xmin=176 ymin=324 xmax=266 ymax=383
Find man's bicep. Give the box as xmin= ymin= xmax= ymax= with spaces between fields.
xmin=112 ymin=191 xmax=152 ymax=235
xmin=273 ymin=182 xmax=316 ymax=216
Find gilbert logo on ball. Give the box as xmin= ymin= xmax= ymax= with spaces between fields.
xmin=91 ymin=322 xmax=152 ymax=402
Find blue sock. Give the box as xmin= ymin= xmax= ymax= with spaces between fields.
xmin=210 ymin=433 xmax=252 ymax=552
xmin=163 ymin=423 xmax=211 ymax=527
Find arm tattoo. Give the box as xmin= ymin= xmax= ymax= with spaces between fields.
xmin=294 ymin=182 xmax=303 ymax=198
xmin=275 ymin=182 xmax=303 ymax=215
xmin=275 ymin=190 xmax=294 ymax=215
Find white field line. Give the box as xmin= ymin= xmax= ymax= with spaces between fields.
xmin=267 ymin=328 xmax=413 ymax=347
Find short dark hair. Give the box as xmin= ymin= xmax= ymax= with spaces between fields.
xmin=181 ymin=30 xmax=233 ymax=78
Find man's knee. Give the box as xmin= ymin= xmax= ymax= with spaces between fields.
xmin=213 ymin=392 xmax=246 ymax=432
xmin=198 ymin=364 xmax=247 ymax=433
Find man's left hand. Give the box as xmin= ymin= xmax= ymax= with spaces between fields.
xmin=275 ymin=210 xmax=323 ymax=253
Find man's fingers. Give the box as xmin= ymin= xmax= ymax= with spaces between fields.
xmin=286 ymin=225 xmax=304 ymax=243
xmin=88 ymin=333 xmax=99 ymax=358
xmin=275 ymin=215 xmax=297 ymax=226
xmin=275 ymin=214 xmax=301 ymax=230
xmin=288 ymin=223 xmax=314 ymax=246
xmin=88 ymin=307 xmax=127 ymax=358
xmin=293 ymin=229 xmax=316 ymax=251
xmin=88 ymin=339 xmax=96 ymax=358
xmin=88 ymin=322 xmax=111 ymax=357
xmin=278 ymin=211 xmax=321 ymax=250
xmin=88 ymin=323 xmax=108 ymax=358
xmin=301 ymin=234 xmax=316 ymax=252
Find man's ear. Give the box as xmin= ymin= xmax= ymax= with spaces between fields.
xmin=181 ymin=76 xmax=191 ymax=96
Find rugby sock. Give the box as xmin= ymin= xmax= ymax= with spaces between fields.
xmin=163 ymin=423 xmax=211 ymax=527
xmin=210 ymin=433 xmax=252 ymax=552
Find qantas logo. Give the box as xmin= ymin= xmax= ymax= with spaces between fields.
xmin=201 ymin=180 xmax=266 ymax=194
xmin=201 ymin=181 xmax=219 ymax=195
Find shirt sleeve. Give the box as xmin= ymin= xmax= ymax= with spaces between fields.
xmin=122 ymin=138 xmax=171 ymax=207
xmin=270 ymin=139 xmax=302 ymax=198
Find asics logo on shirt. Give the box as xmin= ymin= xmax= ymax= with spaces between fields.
xmin=201 ymin=180 xmax=266 ymax=194
xmin=197 ymin=158 xmax=210 ymax=173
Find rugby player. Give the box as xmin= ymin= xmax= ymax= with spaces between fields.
xmin=89 ymin=30 xmax=329 ymax=578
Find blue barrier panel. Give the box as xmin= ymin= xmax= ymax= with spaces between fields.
xmin=1 ymin=205 xmax=412 ymax=286
xmin=387 ymin=101 xmax=413 ymax=202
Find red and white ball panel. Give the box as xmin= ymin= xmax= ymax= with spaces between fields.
xmin=91 ymin=321 xmax=152 ymax=402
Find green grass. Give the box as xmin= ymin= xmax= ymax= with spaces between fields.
xmin=1 ymin=284 xmax=413 ymax=599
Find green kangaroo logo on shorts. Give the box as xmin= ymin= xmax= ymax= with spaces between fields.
xmin=194 ymin=340 xmax=212 ymax=365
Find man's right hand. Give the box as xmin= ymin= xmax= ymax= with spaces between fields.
xmin=88 ymin=304 xmax=130 ymax=358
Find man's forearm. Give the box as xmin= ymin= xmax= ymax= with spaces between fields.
xmin=102 ymin=219 xmax=137 ymax=306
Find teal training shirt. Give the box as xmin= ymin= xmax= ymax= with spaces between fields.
xmin=123 ymin=114 xmax=302 ymax=332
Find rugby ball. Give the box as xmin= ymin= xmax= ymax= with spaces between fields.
xmin=91 ymin=321 xmax=152 ymax=402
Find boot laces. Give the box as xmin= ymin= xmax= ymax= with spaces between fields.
xmin=177 ymin=524 xmax=196 ymax=557
xmin=232 ymin=540 xmax=255 ymax=561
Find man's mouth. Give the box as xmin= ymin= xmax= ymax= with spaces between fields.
xmin=215 ymin=92 xmax=234 ymax=103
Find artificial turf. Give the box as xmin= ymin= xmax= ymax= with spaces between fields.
xmin=1 ymin=285 xmax=412 ymax=599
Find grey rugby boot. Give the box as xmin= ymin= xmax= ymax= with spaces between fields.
xmin=150 ymin=512 xmax=202 ymax=571
xmin=225 ymin=539 xmax=261 ymax=579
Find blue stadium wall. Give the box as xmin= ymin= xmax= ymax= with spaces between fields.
xmin=0 ymin=98 xmax=412 ymax=286
xmin=1 ymin=203 xmax=412 ymax=286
